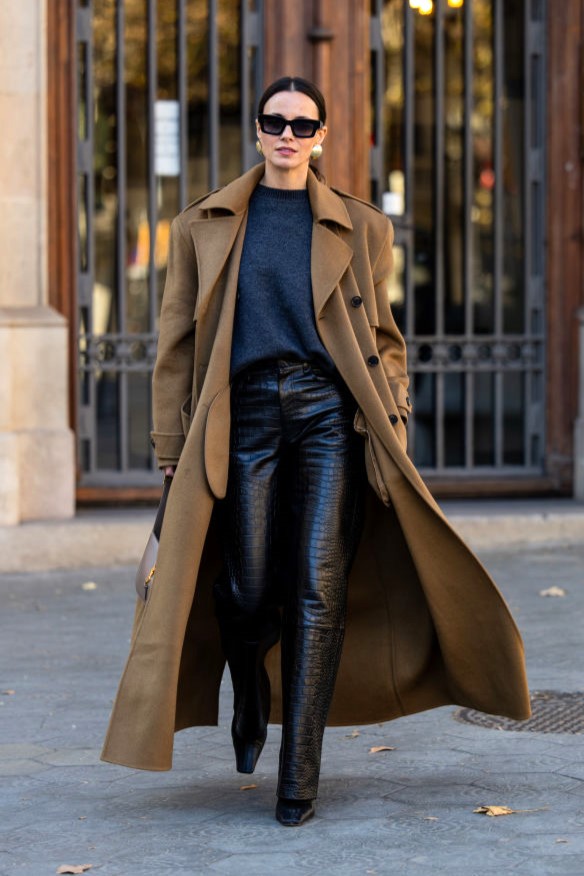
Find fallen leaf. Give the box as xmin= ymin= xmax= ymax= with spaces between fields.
xmin=474 ymin=805 xmax=516 ymax=817
xmin=78 ymin=816 xmax=87 ymax=821
xmin=345 ymin=730 xmax=360 ymax=738
xmin=555 ymin=838 xmax=569 ymax=844
xmin=369 ymin=745 xmax=396 ymax=754
xmin=81 ymin=582 xmax=97 ymax=591
xmin=424 ymin=816 xmax=439 ymax=821
xmin=1 ymin=690 xmax=15 ymax=695
xmin=239 ymin=784 xmax=256 ymax=791
xmin=539 ymin=586 xmax=566 ymax=597
xmin=474 ymin=805 xmax=548 ymax=817
xmin=56 ymin=867 xmax=92 ymax=875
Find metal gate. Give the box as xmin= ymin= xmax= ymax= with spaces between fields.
xmin=371 ymin=0 xmax=546 ymax=477
xmin=75 ymin=0 xmax=263 ymax=485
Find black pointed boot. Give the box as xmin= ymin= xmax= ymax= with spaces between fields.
xmin=218 ymin=614 xmax=280 ymax=774
xmin=276 ymin=623 xmax=345 ymax=815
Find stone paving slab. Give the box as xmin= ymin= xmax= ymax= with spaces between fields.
xmin=1 ymin=545 xmax=584 ymax=875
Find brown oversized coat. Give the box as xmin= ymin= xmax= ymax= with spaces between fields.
xmin=101 ymin=163 xmax=530 ymax=771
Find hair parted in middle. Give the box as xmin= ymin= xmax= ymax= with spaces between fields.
xmin=257 ymin=76 xmax=327 ymax=123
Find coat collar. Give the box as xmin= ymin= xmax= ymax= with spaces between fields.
xmin=188 ymin=163 xmax=354 ymax=322
xmin=196 ymin=162 xmax=353 ymax=231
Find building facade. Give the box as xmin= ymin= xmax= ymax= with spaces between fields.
xmin=1 ymin=0 xmax=583 ymax=522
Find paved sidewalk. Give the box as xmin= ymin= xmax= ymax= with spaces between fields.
xmin=1 ymin=544 xmax=584 ymax=875
xmin=1 ymin=499 xmax=584 ymax=572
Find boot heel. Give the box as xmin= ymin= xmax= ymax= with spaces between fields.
xmin=232 ymin=730 xmax=265 ymax=773
xmin=275 ymin=797 xmax=315 ymax=826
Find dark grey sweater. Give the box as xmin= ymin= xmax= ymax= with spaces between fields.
xmin=229 ymin=184 xmax=337 ymax=379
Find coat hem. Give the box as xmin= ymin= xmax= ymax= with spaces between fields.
xmin=100 ymin=753 xmax=172 ymax=772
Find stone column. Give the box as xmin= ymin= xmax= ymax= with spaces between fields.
xmin=0 ymin=0 xmax=75 ymax=524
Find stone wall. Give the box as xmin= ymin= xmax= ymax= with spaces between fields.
xmin=0 ymin=0 xmax=74 ymax=524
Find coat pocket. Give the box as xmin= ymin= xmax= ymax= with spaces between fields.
xmin=203 ymin=385 xmax=231 ymax=499
xmin=353 ymin=409 xmax=391 ymax=507
xmin=180 ymin=393 xmax=193 ymax=438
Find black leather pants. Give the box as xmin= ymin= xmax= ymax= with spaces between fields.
xmin=214 ymin=359 xmax=366 ymax=799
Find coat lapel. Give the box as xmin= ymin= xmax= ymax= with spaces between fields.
xmin=187 ymin=163 xmax=266 ymax=323
xmin=306 ymin=170 xmax=354 ymax=318
xmin=189 ymin=215 xmax=244 ymax=323
xmin=311 ymin=224 xmax=353 ymax=318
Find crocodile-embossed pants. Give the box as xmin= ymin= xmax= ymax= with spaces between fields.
xmin=214 ymin=359 xmax=366 ymax=799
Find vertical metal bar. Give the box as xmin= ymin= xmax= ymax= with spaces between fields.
xmin=77 ymin=2 xmax=98 ymax=477
xmin=375 ymin=0 xmax=384 ymax=199
xmin=436 ymin=371 xmax=445 ymax=470
xmin=524 ymin=367 xmax=532 ymax=465
xmin=403 ymin=2 xmax=415 ymax=357
xmin=116 ymin=3 xmax=127 ymax=337
xmin=255 ymin=0 xmax=264 ymax=118
xmin=537 ymin=0 xmax=546 ymax=470
xmin=524 ymin=0 xmax=532 ymax=324
xmin=434 ymin=0 xmax=445 ymax=469
xmin=495 ymin=368 xmax=504 ymax=468
xmin=177 ymin=0 xmax=188 ymax=209
xmin=463 ymin=0 xmax=473 ymax=468
xmin=463 ymin=0 xmax=473 ymax=340
xmin=368 ymin=2 xmax=383 ymax=204
xmin=209 ymin=0 xmax=219 ymax=189
xmin=241 ymin=1 xmax=249 ymax=172
xmin=493 ymin=0 xmax=504 ymax=466
xmin=434 ymin=0 xmax=444 ymax=339
xmin=148 ymin=0 xmax=158 ymax=333
xmin=241 ymin=0 xmax=264 ymax=170
xmin=404 ymin=1 xmax=414 ymax=228
xmin=116 ymin=0 xmax=128 ymax=472
xmin=465 ymin=370 xmax=473 ymax=469
xmin=87 ymin=32 xmax=97 ymax=475
xmin=404 ymin=9 xmax=416 ymax=457
xmin=143 ymin=0 xmax=158 ymax=477
xmin=523 ymin=0 xmax=532 ymax=465
xmin=493 ymin=0 xmax=504 ymax=337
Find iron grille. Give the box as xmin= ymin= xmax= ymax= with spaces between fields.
xmin=455 ymin=691 xmax=584 ymax=734
xmin=75 ymin=0 xmax=263 ymax=485
xmin=370 ymin=0 xmax=546 ymax=476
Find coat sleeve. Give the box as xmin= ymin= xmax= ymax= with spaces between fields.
xmin=372 ymin=219 xmax=413 ymax=424
xmin=150 ymin=215 xmax=197 ymax=468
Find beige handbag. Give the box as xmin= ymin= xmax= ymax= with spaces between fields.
xmin=135 ymin=474 xmax=173 ymax=602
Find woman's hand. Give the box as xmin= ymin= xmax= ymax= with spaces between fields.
xmin=164 ymin=466 xmax=176 ymax=478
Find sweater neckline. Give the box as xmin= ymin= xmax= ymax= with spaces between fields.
xmin=253 ymin=184 xmax=309 ymax=202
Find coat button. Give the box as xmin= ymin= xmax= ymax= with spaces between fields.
xmin=351 ymin=295 xmax=363 ymax=307
xmin=389 ymin=414 xmax=399 ymax=425
xmin=367 ymin=354 xmax=379 ymax=366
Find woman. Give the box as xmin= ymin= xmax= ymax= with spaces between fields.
xmin=101 ymin=77 xmax=530 ymax=826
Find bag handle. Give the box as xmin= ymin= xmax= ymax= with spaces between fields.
xmin=153 ymin=474 xmax=173 ymax=541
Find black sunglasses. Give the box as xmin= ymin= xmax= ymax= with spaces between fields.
xmin=257 ymin=114 xmax=322 ymax=139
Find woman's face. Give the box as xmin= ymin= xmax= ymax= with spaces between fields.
xmin=256 ymin=90 xmax=327 ymax=176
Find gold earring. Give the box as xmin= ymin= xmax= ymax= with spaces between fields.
xmin=310 ymin=144 xmax=323 ymax=160
xmin=256 ymin=139 xmax=264 ymax=156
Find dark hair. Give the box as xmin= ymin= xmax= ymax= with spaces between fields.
xmin=257 ymin=76 xmax=327 ymax=124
